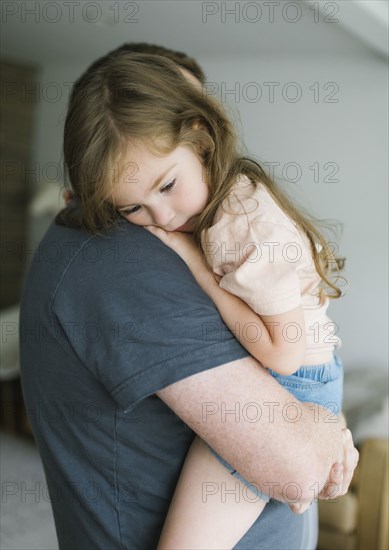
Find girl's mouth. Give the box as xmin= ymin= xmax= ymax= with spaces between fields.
xmin=174 ymin=218 xmax=196 ymax=232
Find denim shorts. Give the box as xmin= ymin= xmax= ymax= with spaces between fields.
xmin=268 ymin=353 xmax=344 ymax=414
xmin=209 ymin=354 xmax=344 ymax=500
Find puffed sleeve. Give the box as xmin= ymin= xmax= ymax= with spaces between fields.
xmin=217 ymin=221 xmax=307 ymax=315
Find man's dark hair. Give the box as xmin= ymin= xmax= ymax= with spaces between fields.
xmin=86 ymin=42 xmax=206 ymax=84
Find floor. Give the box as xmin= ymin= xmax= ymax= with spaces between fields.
xmin=0 ymin=430 xmax=58 ymax=550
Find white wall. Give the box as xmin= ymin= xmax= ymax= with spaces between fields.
xmin=32 ymin=51 xmax=388 ymax=371
xmin=31 ymin=62 xmax=87 ymax=191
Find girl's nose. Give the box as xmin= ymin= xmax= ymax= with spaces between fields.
xmin=151 ymin=208 xmax=175 ymax=228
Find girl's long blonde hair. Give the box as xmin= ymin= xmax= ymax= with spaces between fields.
xmin=59 ymin=53 xmax=343 ymax=298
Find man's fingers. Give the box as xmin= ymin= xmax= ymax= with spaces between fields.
xmin=319 ymin=428 xmax=360 ymax=501
xmin=320 ymin=462 xmax=343 ymax=499
xmin=340 ymin=429 xmax=359 ymax=495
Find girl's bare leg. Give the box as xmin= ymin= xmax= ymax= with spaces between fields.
xmin=157 ymin=436 xmax=266 ymax=549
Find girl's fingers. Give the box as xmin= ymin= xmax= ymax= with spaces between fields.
xmin=145 ymin=225 xmax=169 ymax=242
xmin=145 ymin=225 xmax=161 ymax=235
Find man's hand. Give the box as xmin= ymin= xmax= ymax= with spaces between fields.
xmin=289 ymin=427 xmax=359 ymax=514
xmin=320 ymin=428 xmax=359 ymax=499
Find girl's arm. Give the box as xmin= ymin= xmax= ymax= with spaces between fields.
xmin=146 ymin=228 xmax=305 ymax=375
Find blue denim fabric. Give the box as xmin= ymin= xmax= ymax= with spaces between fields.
xmin=209 ymin=355 xmax=344 ymax=500
xmin=268 ymin=353 xmax=344 ymax=413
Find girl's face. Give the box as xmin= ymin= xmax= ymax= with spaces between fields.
xmin=112 ymin=143 xmax=209 ymax=232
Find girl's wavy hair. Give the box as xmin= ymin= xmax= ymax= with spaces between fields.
xmin=58 ymin=53 xmax=343 ymax=298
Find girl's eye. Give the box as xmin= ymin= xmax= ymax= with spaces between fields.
xmin=160 ymin=178 xmax=176 ymax=193
xmin=123 ymin=205 xmax=141 ymax=216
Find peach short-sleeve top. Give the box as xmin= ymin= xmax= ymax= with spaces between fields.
xmin=201 ymin=175 xmax=340 ymax=364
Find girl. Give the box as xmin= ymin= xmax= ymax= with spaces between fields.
xmin=62 ymin=53 xmax=344 ymax=548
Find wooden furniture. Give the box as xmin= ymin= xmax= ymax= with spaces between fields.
xmin=318 ymin=438 xmax=389 ymax=550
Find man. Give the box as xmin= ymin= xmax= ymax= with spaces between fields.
xmin=20 ymin=43 xmax=358 ymax=549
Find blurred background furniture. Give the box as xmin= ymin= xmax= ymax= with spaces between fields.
xmin=318 ymin=369 xmax=389 ymax=550
xmin=1 ymin=179 xmax=64 ymax=437
xmin=318 ymin=437 xmax=388 ymax=550
xmin=0 ymin=60 xmax=37 ymax=309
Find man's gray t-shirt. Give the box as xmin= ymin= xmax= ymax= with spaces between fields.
xmin=19 ymin=219 xmax=314 ymax=549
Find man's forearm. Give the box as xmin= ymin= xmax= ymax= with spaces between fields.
xmin=157 ymin=355 xmax=342 ymax=503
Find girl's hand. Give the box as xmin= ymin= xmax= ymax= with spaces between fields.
xmin=145 ymin=226 xmax=205 ymax=272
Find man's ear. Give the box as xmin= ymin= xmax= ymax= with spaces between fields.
xmin=192 ymin=119 xmax=206 ymax=132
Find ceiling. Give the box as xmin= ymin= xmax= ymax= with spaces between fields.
xmin=1 ymin=0 xmax=388 ymax=67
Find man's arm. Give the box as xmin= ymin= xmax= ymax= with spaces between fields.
xmin=157 ymin=355 xmax=345 ymax=503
